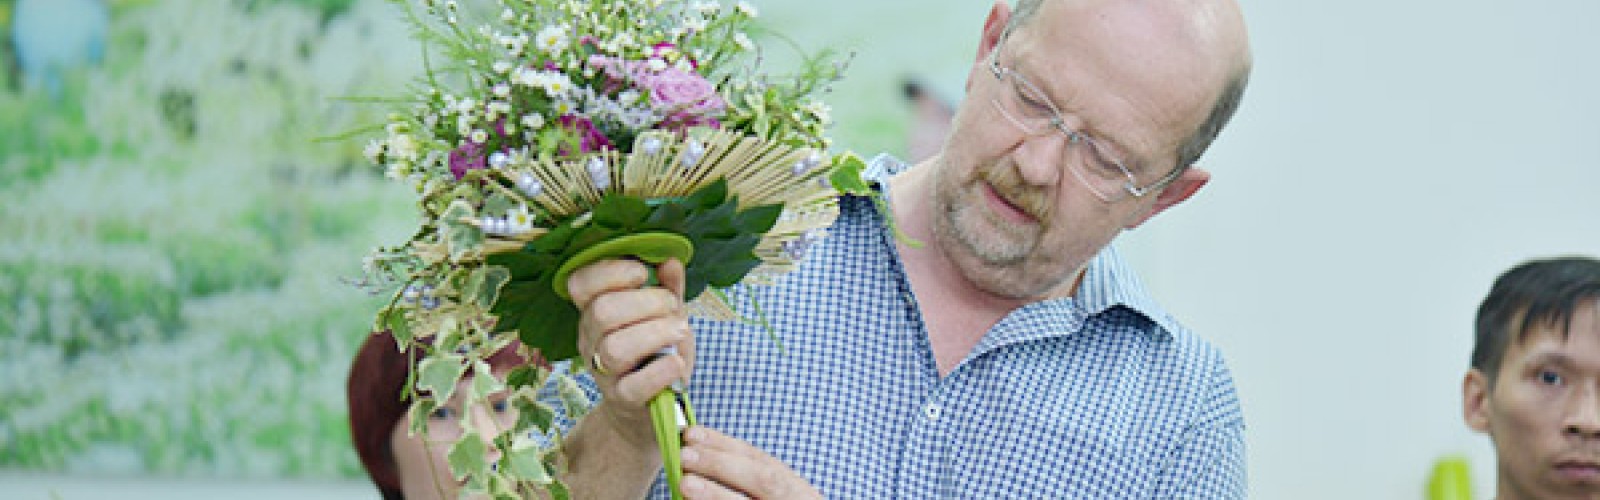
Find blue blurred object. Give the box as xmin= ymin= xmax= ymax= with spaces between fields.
xmin=11 ymin=0 xmax=108 ymax=97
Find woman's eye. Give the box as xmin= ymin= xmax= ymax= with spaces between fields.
xmin=491 ymin=399 xmax=511 ymax=413
xmin=1539 ymin=370 xmax=1564 ymax=386
xmin=429 ymin=407 xmax=459 ymax=420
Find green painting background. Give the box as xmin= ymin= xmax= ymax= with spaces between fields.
xmin=0 ymin=0 xmax=973 ymax=479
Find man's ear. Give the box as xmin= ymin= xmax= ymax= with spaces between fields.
xmin=965 ymin=1 xmax=1013 ymax=94
xmin=1463 ymin=369 xmax=1492 ymax=433
xmin=1126 ymin=166 xmax=1209 ymax=229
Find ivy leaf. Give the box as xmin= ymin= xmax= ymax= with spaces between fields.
xmin=470 ymin=266 xmax=510 ymax=309
xmin=514 ymin=397 xmax=557 ymax=434
xmin=504 ymin=445 xmax=551 ymax=483
xmin=447 ymin=431 xmax=489 ymax=481
xmin=417 ymin=355 xmax=467 ymax=403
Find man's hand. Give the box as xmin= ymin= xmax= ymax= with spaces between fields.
xmin=568 ymin=258 xmax=695 ymax=451
xmin=679 ymin=426 xmax=822 ymax=500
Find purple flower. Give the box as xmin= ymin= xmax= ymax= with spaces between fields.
xmin=449 ymin=140 xmax=486 ymax=180
xmin=558 ymin=114 xmax=612 ymax=154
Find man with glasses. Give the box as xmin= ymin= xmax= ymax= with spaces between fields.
xmin=560 ymin=0 xmax=1255 ymax=497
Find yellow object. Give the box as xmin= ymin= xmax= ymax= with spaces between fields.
xmin=1427 ymin=455 xmax=1473 ymax=500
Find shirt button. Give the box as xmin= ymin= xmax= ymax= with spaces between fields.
xmin=924 ymin=403 xmax=942 ymax=421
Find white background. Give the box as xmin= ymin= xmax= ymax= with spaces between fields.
xmin=768 ymin=0 xmax=1600 ymax=498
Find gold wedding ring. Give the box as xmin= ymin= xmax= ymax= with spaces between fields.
xmin=590 ymin=351 xmax=610 ymax=376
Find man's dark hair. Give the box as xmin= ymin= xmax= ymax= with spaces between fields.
xmin=1471 ymin=256 xmax=1600 ymax=383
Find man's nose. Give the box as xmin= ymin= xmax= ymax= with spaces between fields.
xmin=1014 ymin=135 xmax=1064 ymax=188
xmin=1564 ymin=385 xmax=1600 ymax=439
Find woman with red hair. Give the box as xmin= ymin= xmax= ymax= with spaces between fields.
xmin=346 ymin=331 xmax=527 ymax=500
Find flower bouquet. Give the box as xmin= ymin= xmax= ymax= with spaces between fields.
xmin=356 ymin=0 xmax=867 ymax=497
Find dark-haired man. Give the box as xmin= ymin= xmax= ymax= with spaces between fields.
xmin=1464 ymin=256 xmax=1600 ymax=500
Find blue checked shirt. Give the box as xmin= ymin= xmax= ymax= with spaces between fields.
xmin=572 ymin=155 xmax=1246 ymax=498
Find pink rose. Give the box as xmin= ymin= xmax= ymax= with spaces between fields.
xmin=643 ymin=67 xmax=724 ymax=113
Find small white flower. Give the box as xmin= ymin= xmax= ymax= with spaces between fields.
xmin=508 ymin=205 xmax=534 ymax=232
xmin=647 ymin=58 xmax=668 ymax=72
xmin=493 ymin=61 xmax=512 ymax=74
xmin=684 ymin=17 xmax=707 ymax=32
xmin=587 ymin=157 xmax=611 ymax=190
xmin=500 ymin=7 xmax=515 ymax=21
xmin=692 ymin=1 xmax=719 ymax=15
xmin=735 ymin=1 xmax=757 ymax=17
xmin=802 ymin=100 xmax=832 ymax=124
xmin=388 ymin=133 xmax=420 ymax=162
xmin=732 ymin=33 xmax=754 ymax=52
xmin=489 ymin=151 xmax=511 ymax=169
xmin=535 ymin=25 xmax=570 ymax=54
xmin=680 ymin=140 xmax=706 ymax=167
xmin=471 ymin=129 xmax=489 ymax=144
xmin=618 ymin=90 xmax=641 ymax=105
xmin=517 ymin=172 xmax=544 ymax=198
xmin=456 ymin=98 xmax=479 ymax=114
xmin=640 ymin=136 xmax=664 ymax=155
xmin=792 ymin=151 xmax=823 ymax=176
xmin=521 ymin=113 xmax=545 ymax=130
xmin=363 ymin=139 xmax=386 ymax=163
xmin=541 ymin=72 xmax=574 ymax=96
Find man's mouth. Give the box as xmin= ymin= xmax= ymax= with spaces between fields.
xmin=1554 ymin=459 xmax=1600 ymax=483
xmin=982 ymin=182 xmax=1040 ymax=224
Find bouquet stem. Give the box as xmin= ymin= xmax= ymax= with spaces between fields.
xmin=650 ymin=382 xmax=696 ymax=500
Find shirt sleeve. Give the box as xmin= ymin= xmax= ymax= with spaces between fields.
xmin=1149 ymin=356 xmax=1248 ymax=499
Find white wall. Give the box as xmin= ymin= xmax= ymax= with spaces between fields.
xmin=1119 ymin=0 xmax=1600 ymax=497
xmin=766 ymin=0 xmax=1600 ymax=498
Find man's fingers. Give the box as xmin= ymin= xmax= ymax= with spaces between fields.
xmin=657 ymin=258 xmax=687 ymax=299
xmin=611 ymin=352 xmax=690 ymax=406
xmin=680 ymin=473 xmax=748 ymax=500
xmin=680 ymin=427 xmax=817 ymax=499
xmin=566 ymin=259 xmax=652 ymax=310
xmin=593 ymin=315 xmax=689 ymax=378
xmin=581 ymin=286 xmax=682 ymax=335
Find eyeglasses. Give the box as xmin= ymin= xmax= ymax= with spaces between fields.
xmin=987 ymin=46 xmax=1181 ymax=203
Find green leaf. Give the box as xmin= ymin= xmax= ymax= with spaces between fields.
xmin=504 ymin=366 xmax=542 ymax=389
xmin=827 ymin=152 xmax=873 ymax=196
xmin=591 ymin=194 xmax=651 ymax=229
xmin=472 ymin=265 xmax=511 ymax=309
xmin=514 ymin=397 xmax=557 ymax=434
xmin=556 ymin=375 xmax=591 ymax=420
xmin=447 ymin=431 xmax=489 ymax=481
xmin=382 ymin=307 xmax=412 ymax=346
xmin=470 ymin=361 xmax=502 ymax=401
xmin=417 ymin=355 xmax=467 ymax=403
xmin=504 ymin=445 xmax=552 ymax=483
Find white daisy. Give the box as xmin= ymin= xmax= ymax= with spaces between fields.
xmin=535 ymin=25 xmax=569 ymax=55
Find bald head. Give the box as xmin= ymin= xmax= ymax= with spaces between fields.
xmin=1004 ymin=0 xmax=1252 ymax=170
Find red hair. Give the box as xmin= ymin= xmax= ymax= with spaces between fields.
xmin=346 ymin=331 xmax=528 ymax=499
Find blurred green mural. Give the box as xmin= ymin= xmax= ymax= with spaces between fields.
xmin=0 ymin=0 xmax=426 ymax=478
xmin=0 ymin=0 xmax=922 ymax=480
